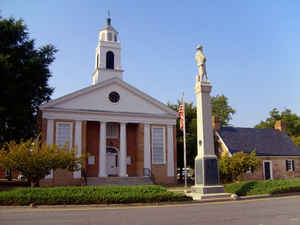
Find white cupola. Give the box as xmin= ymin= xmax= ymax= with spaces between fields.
xmin=92 ymin=15 xmax=123 ymax=84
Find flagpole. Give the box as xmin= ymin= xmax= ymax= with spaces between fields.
xmin=182 ymin=92 xmax=187 ymax=188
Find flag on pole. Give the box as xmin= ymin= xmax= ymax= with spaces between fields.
xmin=179 ymin=93 xmax=187 ymax=187
xmin=178 ymin=104 xmax=184 ymax=131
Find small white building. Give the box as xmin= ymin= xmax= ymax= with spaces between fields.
xmin=39 ymin=16 xmax=177 ymax=186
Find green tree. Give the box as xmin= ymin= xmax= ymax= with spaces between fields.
xmin=211 ymin=94 xmax=236 ymax=126
xmin=255 ymin=108 xmax=300 ymax=137
xmin=168 ymin=94 xmax=235 ymax=176
xmin=0 ymin=138 xmax=83 ymax=187
xmin=291 ymin=136 xmax=300 ymax=148
xmin=219 ymin=151 xmax=261 ymax=183
xmin=0 ymin=16 xmax=57 ymax=145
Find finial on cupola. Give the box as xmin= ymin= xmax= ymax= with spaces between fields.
xmin=106 ymin=10 xmax=111 ymax=26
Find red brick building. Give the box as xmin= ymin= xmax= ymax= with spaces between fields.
xmin=214 ymin=118 xmax=300 ymax=180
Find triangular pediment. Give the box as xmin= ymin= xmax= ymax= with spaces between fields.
xmin=40 ymin=78 xmax=176 ymax=116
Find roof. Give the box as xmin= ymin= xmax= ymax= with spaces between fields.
xmin=217 ymin=127 xmax=300 ymax=156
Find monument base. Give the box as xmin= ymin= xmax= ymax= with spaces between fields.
xmin=191 ymin=184 xmax=225 ymax=194
xmin=186 ymin=185 xmax=231 ymax=200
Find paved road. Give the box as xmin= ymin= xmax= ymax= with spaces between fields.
xmin=1 ymin=196 xmax=300 ymax=225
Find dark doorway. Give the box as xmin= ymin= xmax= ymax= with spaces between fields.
xmin=264 ymin=161 xmax=272 ymax=180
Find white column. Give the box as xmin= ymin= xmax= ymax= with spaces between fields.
xmin=167 ymin=125 xmax=174 ymax=176
xmin=73 ymin=120 xmax=82 ymax=179
xmin=99 ymin=122 xmax=107 ymax=177
xmin=119 ymin=122 xmax=127 ymax=177
xmin=144 ymin=123 xmax=151 ymax=176
xmin=45 ymin=119 xmax=54 ymax=179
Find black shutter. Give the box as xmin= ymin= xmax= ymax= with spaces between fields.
xmin=286 ymin=160 xmax=289 ymax=171
xmin=292 ymin=160 xmax=295 ymax=171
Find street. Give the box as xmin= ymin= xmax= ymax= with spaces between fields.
xmin=1 ymin=196 xmax=300 ymax=225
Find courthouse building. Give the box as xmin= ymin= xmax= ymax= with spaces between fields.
xmin=39 ymin=17 xmax=177 ymax=186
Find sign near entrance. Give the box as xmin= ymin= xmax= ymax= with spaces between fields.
xmin=88 ymin=155 xmax=95 ymax=165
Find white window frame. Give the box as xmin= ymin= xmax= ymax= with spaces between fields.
xmin=263 ymin=160 xmax=273 ymax=180
xmin=151 ymin=126 xmax=166 ymax=165
xmin=55 ymin=122 xmax=73 ymax=151
xmin=106 ymin=123 xmax=119 ymax=139
xmin=286 ymin=159 xmax=294 ymax=172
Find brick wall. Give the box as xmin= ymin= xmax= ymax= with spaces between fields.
xmin=86 ymin=121 xmax=100 ymax=177
xmin=243 ymin=156 xmax=300 ymax=180
xmin=126 ymin=124 xmax=137 ymax=176
xmin=40 ymin=169 xmax=81 ymax=187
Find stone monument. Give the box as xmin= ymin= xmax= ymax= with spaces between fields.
xmin=188 ymin=45 xmax=230 ymax=200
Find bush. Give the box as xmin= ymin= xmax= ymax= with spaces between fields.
xmin=219 ymin=151 xmax=261 ymax=183
xmin=225 ymin=179 xmax=300 ymax=196
xmin=0 ymin=185 xmax=191 ymax=205
xmin=0 ymin=137 xmax=84 ymax=187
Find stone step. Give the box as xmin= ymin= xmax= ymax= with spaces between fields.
xmin=86 ymin=177 xmax=154 ymax=186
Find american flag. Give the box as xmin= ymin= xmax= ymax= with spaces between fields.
xmin=178 ymin=104 xmax=184 ymax=131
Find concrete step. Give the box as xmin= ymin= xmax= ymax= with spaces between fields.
xmin=87 ymin=177 xmax=154 ymax=186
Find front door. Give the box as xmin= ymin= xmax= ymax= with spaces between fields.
xmin=264 ymin=161 xmax=272 ymax=180
xmin=106 ymin=148 xmax=118 ymax=176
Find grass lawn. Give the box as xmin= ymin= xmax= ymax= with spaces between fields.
xmin=225 ymin=179 xmax=300 ymax=196
xmin=0 ymin=185 xmax=192 ymax=206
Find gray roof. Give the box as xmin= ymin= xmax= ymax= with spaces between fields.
xmin=217 ymin=127 xmax=300 ymax=156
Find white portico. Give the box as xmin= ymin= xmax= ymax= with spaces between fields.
xmin=39 ymin=16 xmax=177 ymax=185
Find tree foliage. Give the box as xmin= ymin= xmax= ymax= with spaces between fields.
xmin=291 ymin=136 xmax=300 ymax=148
xmin=255 ymin=108 xmax=300 ymax=137
xmin=211 ymin=94 xmax=236 ymax=126
xmin=0 ymin=138 xmax=83 ymax=187
xmin=255 ymin=108 xmax=300 ymax=147
xmin=168 ymin=94 xmax=235 ymax=172
xmin=0 ymin=16 xmax=57 ymax=144
xmin=218 ymin=151 xmax=261 ymax=183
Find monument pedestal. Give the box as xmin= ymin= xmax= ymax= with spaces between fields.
xmin=189 ymin=52 xmax=230 ymax=200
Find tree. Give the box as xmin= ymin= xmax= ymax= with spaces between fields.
xmin=0 ymin=16 xmax=57 ymax=145
xmin=291 ymin=136 xmax=300 ymax=148
xmin=0 ymin=138 xmax=83 ymax=187
xmin=168 ymin=94 xmax=235 ymax=177
xmin=219 ymin=151 xmax=261 ymax=183
xmin=211 ymin=95 xmax=236 ymax=126
xmin=255 ymin=108 xmax=300 ymax=138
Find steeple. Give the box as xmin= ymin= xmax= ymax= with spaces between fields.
xmin=92 ymin=14 xmax=123 ymax=84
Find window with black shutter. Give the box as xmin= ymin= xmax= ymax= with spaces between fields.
xmin=286 ymin=159 xmax=294 ymax=172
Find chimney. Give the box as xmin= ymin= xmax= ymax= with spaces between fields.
xmin=274 ymin=120 xmax=286 ymax=132
xmin=212 ymin=116 xmax=221 ymax=130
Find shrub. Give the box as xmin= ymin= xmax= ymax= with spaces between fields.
xmin=0 ymin=185 xmax=191 ymax=205
xmin=219 ymin=151 xmax=261 ymax=183
xmin=0 ymin=137 xmax=85 ymax=187
xmin=225 ymin=179 xmax=300 ymax=196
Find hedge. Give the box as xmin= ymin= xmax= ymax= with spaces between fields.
xmin=225 ymin=179 xmax=300 ymax=196
xmin=0 ymin=185 xmax=191 ymax=205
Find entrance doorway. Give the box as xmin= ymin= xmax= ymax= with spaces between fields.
xmin=263 ymin=161 xmax=273 ymax=180
xmin=106 ymin=147 xmax=118 ymax=176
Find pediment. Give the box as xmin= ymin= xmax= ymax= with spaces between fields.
xmin=40 ymin=78 xmax=176 ymax=116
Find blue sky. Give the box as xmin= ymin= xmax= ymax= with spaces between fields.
xmin=2 ymin=1 xmax=300 ymax=127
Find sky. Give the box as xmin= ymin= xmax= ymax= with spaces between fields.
xmin=2 ymin=0 xmax=300 ymax=127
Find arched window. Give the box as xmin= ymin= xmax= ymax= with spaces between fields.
xmin=106 ymin=51 xmax=114 ymax=69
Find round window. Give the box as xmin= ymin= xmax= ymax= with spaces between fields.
xmin=109 ymin=91 xmax=120 ymax=103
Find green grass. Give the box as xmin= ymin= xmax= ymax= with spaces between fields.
xmin=225 ymin=179 xmax=300 ymax=196
xmin=0 ymin=185 xmax=192 ymax=206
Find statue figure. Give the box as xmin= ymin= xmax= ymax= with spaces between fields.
xmin=195 ymin=45 xmax=208 ymax=82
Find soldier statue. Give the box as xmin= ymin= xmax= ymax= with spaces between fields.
xmin=195 ymin=45 xmax=208 ymax=82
